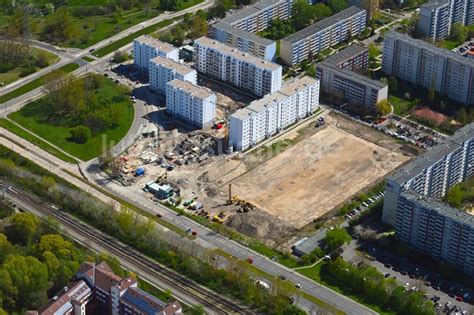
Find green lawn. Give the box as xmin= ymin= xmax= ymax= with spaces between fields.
xmin=81 ymin=56 xmax=95 ymax=62
xmin=93 ymin=18 xmax=175 ymax=57
xmin=175 ymin=0 xmax=203 ymax=10
xmin=0 ymin=118 xmax=79 ymax=163
xmin=0 ymin=63 xmax=80 ymax=104
xmin=8 ymin=78 xmax=134 ymax=161
xmin=388 ymin=94 xmax=414 ymax=116
xmin=0 ymin=47 xmax=59 ymax=86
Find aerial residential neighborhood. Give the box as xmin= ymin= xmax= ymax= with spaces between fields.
xmin=0 ymin=0 xmax=474 ymax=314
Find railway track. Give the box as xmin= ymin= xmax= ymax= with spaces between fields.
xmin=0 ymin=181 xmax=251 ymax=315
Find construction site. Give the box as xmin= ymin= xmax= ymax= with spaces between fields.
xmin=113 ymin=109 xmax=413 ymax=245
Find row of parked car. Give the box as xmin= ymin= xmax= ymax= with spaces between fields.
xmin=452 ymin=41 xmax=473 ymax=54
xmin=344 ymin=191 xmax=385 ymax=220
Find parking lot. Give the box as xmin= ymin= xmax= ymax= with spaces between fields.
xmin=345 ymin=241 xmax=474 ymax=315
xmin=452 ymin=39 xmax=474 ymax=55
xmin=373 ymin=114 xmax=444 ymax=149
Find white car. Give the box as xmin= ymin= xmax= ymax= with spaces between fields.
xmin=295 ymin=283 xmax=302 ymax=289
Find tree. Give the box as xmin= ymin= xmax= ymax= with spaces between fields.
xmin=36 ymin=52 xmax=50 ymax=68
xmin=313 ymin=3 xmax=333 ymax=21
xmin=450 ymin=22 xmax=468 ymax=43
xmin=323 ymin=227 xmax=351 ymax=252
xmin=376 ymin=99 xmax=391 ymax=116
xmin=368 ymin=43 xmax=380 ymax=61
xmin=264 ymin=18 xmax=295 ymax=40
xmin=0 ymin=233 xmax=13 ymax=263
xmin=112 ymin=51 xmax=128 ymax=63
xmin=387 ymin=76 xmax=398 ymax=93
xmin=38 ymin=234 xmax=74 ymax=260
xmin=327 ymin=0 xmax=348 ymax=13
xmin=4 ymin=212 xmax=39 ymax=244
xmin=444 ymin=185 xmax=463 ymax=208
xmin=291 ymin=0 xmax=315 ymax=30
xmin=455 ymin=107 xmax=468 ymax=124
xmin=42 ymin=8 xmax=78 ymax=43
xmin=1 ymin=255 xmax=49 ymax=308
xmin=191 ymin=15 xmax=209 ymax=39
xmin=187 ymin=304 xmax=205 ymax=315
xmin=69 ymin=125 xmax=91 ymax=144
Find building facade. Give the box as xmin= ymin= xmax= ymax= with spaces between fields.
xmin=418 ymin=0 xmax=474 ymax=41
xmin=209 ymin=21 xmax=277 ymax=61
xmin=193 ymin=37 xmax=282 ymax=97
xmin=133 ymin=35 xmax=179 ymax=71
xmin=229 ymin=76 xmax=319 ymax=151
xmin=383 ymin=31 xmax=474 ymax=106
xmin=28 ymin=261 xmax=182 ymax=315
xmin=207 ymin=0 xmax=295 ymax=61
xmin=316 ymin=44 xmax=387 ymax=108
xmin=383 ymin=124 xmax=474 ymax=226
xmin=149 ymin=56 xmax=197 ymax=94
xmin=166 ymin=79 xmax=216 ymax=128
xmin=395 ymin=191 xmax=474 ymax=277
xmin=280 ymin=6 xmax=367 ymax=66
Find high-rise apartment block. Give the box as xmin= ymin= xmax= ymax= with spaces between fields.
xmin=280 ymin=6 xmax=367 ymax=66
xmin=383 ymin=31 xmax=474 ymax=106
xmin=383 ymin=124 xmax=474 ymax=276
xmin=316 ymin=44 xmax=388 ymax=108
xmin=395 ymin=191 xmax=474 ymax=277
xmin=193 ymin=37 xmax=282 ymax=97
xmin=383 ymin=124 xmax=474 ymax=226
xmin=149 ymin=56 xmax=197 ymax=94
xmin=229 ymin=76 xmax=319 ymax=151
xmin=166 ymin=79 xmax=216 ymax=128
xmin=418 ymin=0 xmax=474 ymax=41
xmin=133 ymin=35 xmax=179 ymax=71
xmin=208 ymin=0 xmax=294 ymax=60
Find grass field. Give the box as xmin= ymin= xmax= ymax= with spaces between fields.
xmin=92 ymin=18 xmax=175 ymax=57
xmin=81 ymin=56 xmax=94 ymax=62
xmin=0 ymin=118 xmax=78 ymax=163
xmin=0 ymin=47 xmax=59 ymax=86
xmin=0 ymin=63 xmax=80 ymax=104
xmin=389 ymin=94 xmax=415 ymax=116
xmin=8 ymin=78 xmax=134 ymax=161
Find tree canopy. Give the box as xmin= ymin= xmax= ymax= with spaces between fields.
xmin=323 ymin=227 xmax=352 ymax=251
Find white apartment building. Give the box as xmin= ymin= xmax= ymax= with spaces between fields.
xmin=383 ymin=31 xmax=474 ymax=106
xmin=229 ymin=76 xmax=319 ymax=151
xmin=209 ymin=21 xmax=277 ymax=61
xmin=280 ymin=6 xmax=367 ymax=66
xmin=149 ymin=56 xmax=197 ymax=94
xmin=166 ymin=79 xmax=216 ymax=128
xmin=193 ymin=37 xmax=282 ymax=97
xmin=133 ymin=35 xmax=179 ymax=71
xmin=418 ymin=0 xmax=474 ymax=41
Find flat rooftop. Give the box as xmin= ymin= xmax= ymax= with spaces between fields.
xmin=221 ymin=0 xmax=289 ymax=25
xmin=402 ymin=190 xmax=474 ymax=227
xmin=150 ymin=56 xmax=195 ymax=75
xmin=211 ymin=21 xmax=275 ymax=46
xmin=167 ymin=79 xmax=215 ymax=99
xmin=134 ymin=35 xmax=177 ymax=53
xmin=420 ymin=0 xmax=450 ymax=10
xmin=283 ymin=6 xmax=366 ymax=44
xmin=324 ymin=43 xmax=368 ymax=66
xmin=390 ymin=123 xmax=474 ymax=185
xmin=194 ymin=37 xmax=281 ymax=71
xmin=386 ymin=31 xmax=474 ymax=68
xmin=317 ymin=61 xmax=387 ymax=89
xmin=231 ymin=76 xmax=317 ymax=120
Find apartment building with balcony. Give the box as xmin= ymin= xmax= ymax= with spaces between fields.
xmin=383 ymin=31 xmax=474 ymax=106
xmin=209 ymin=21 xmax=276 ymax=60
xmin=166 ymin=79 xmax=216 ymax=128
xmin=280 ymin=6 xmax=367 ymax=66
xmin=418 ymin=0 xmax=474 ymax=41
xmin=229 ymin=76 xmax=319 ymax=150
xmin=133 ymin=35 xmax=179 ymax=71
xmin=149 ymin=56 xmax=197 ymax=94
xmin=395 ymin=191 xmax=474 ymax=277
xmin=208 ymin=0 xmax=294 ymax=61
xmin=193 ymin=36 xmax=282 ymax=97
xmin=316 ymin=44 xmax=387 ymax=108
xmin=382 ymin=124 xmax=474 ymax=226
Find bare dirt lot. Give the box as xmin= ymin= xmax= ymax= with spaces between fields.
xmin=230 ymin=114 xmax=410 ymax=228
